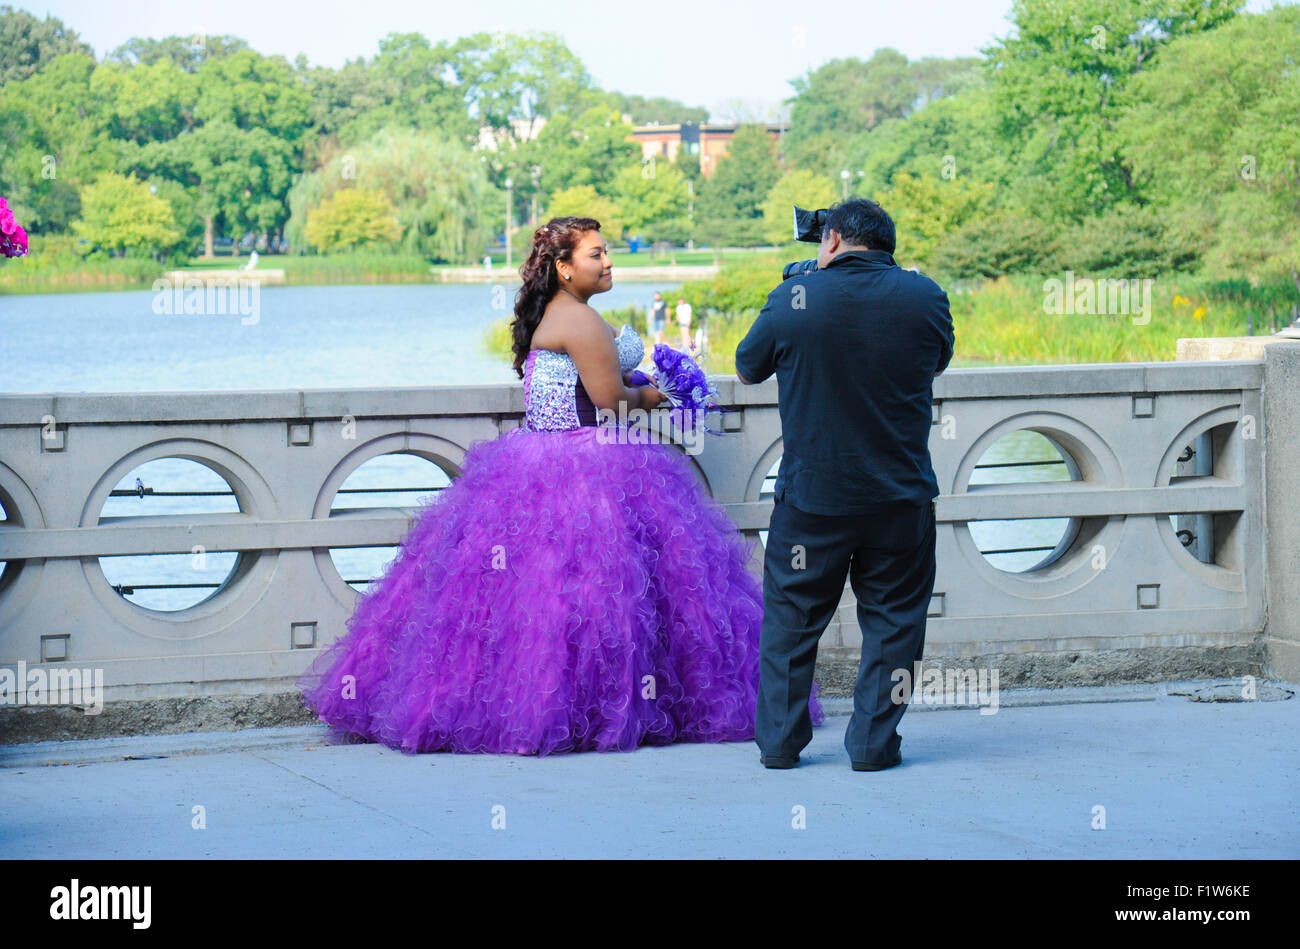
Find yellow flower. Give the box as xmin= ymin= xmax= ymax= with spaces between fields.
xmin=1173 ymin=295 xmax=1190 ymax=307
xmin=1193 ymin=306 xmax=1206 ymax=321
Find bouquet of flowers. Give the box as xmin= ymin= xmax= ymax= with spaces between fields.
xmin=0 ymin=197 xmax=28 ymax=258
xmin=627 ymin=343 xmax=734 ymax=436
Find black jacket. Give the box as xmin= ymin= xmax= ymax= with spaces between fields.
xmin=735 ymin=249 xmax=954 ymax=515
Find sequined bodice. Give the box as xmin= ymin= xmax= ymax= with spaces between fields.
xmin=523 ymin=324 xmax=644 ymax=432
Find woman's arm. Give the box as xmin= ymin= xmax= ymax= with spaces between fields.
xmin=564 ymin=307 xmax=666 ymax=412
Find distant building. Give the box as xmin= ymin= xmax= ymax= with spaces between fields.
xmin=474 ymin=117 xmax=789 ymax=181
xmin=477 ymin=117 xmax=548 ymax=152
xmin=629 ymin=122 xmax=788 ymax=178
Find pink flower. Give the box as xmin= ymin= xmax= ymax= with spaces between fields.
xmin=0 ymin=194 xmax=27 ymax=257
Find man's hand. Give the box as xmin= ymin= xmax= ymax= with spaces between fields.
xmin=737 ymin=372 xmax=751 ymax=385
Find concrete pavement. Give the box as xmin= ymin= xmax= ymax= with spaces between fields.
xmin=2 ymin=679 xmax=1296 ymax=859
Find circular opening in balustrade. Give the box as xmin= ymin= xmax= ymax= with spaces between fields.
xmin=967 ymin=430 xmax=1082 ymax=573
xmin=757 ymin=455 xmax=781 ymax=549
xmin=1162 ymin=422 xmax=1239 ymax=569
xmin=96 ymin=458 xmax=243 ymax=612
xmin=327 ymin=452 xmax=453 ymax=592
xmin=0 ymin=493 xmax=11 ymax=589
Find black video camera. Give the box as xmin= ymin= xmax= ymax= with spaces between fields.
xmin=782 ymin=205 xmax=827 ymax=280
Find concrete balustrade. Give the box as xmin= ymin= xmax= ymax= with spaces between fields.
xmin=1 ymin=339 xmax=1296 ymax=737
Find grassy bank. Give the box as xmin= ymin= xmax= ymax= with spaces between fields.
xmin=1 ymin=242 xmax=758 ymax=295
xmin=0 ymin=238 xmax=162 ymax=294
xmin=943 ymin=274 xmax=1287 ymax=364
xmin=699 ymin=274 xmax=1291 ymax=373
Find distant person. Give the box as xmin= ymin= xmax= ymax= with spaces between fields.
xmin=693 ymin=306 xmax=708 ymax=356
xmin=676 ymin=297 xmax=694 ymax=350
xmin=649 ymin=291 xmax=668 ymax=344
xmin=242 ymin=249 xmax=259 ymax=271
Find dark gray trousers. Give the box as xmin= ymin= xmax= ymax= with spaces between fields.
xmin=754 ymin=496 xmax=936 ymax=765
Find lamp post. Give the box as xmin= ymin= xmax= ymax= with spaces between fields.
xmin=841 ymin=169 xmax=850 ymax=200
xmin=505 ymin=176 xmax=513 ymax=269
xmin=529 ymin=165 xmax=540 ymax=229
xmin=686 ymin=178 xmax=694 ymax=252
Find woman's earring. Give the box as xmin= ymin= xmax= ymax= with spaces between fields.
xmin=564 ymin=272 xmax=571 ymax=280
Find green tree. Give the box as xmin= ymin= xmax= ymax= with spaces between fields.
xmin=132 ymin=121 xmax=294 ymax=256
xmin=297 ymin=57 xmax=394 ymax=167
xmin=150 ymin=177 xmax=203 ymax=258
xmin=106 ymin=33 xmax=250 ymax=73
xmin=984 ymin=0 xmax=1243 ymax=220
xmin=285 ymin=127 xmax=495 ymax=262
xmin=875 ymin=171 xmax=994 ymax=268
xmin=673 ymin=147 xmax=702 ymax=188
xmin=545 ymin=185 xmax=622 ymax=240
xmin=1117 ymin=4 xmax=1300 ymax=290
xmin=521 ymin=104 xmax=641 ymax=200
xmin=304 ymin=188 xmax=402 ymax=253
xmin=908 ymin=56 xmax=985 ymax=106
xmin=72 ymin=172 xmax=181 ymax=256
xmin=604 ymin=92 xmax=708 ymax=125
xmin=612 ymin=160 xmax=690 ymax=243
xmin=91 ymin=59 xmax=198 ymax=145
xmin=853 ymin=85 xmax=1010 ymax=198
xmin=451 ymin=31 xmax=601 ymax=230
xmin=451 ymin=30 xmax=593 ymax=150
xmin=0 ymin=53 xmax=117 ymax=232
xmin=761 ymin=169 xmax=839 ymax=244
xmin=696 ymin=125 xmax=782 ymax=247
xmin=783 ymin=50 xmax=979 ymax=177
xmin=1057 ymin=203 xmax=1202 ymax=275
xmin=930 ymin=209 xmax=1064 ymax=280
xmin=350 ymin=32 xmax=476 ymax=147
xmin=109 ymin=48 xmax=309 ymax=254
xmin=195 ymin=49 xmax=311 ymax=163
xmin=788 ymin=50 xmax=914 ymax=139
xmin=0 ymin=4 xmax=92 ymax=84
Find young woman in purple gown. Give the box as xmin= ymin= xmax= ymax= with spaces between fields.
xmin=298 ymin=216 xmax=825 ymax=755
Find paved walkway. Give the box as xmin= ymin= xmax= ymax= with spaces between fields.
xmin=2 ymin=680 xmax=1296 ymax=859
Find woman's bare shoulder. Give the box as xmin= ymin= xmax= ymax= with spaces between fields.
xmin=541 ymin=299 xmax=617 ymax=341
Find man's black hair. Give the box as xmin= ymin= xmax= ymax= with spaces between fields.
xmin=823 ymin=198 xmax=896 ymax=255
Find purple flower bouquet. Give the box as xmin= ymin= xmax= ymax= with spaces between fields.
xmin=627 ymin=343 xmax=734 ymax=436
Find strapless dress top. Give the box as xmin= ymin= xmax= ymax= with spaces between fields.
xmin=522 ymin=324 xmax=644 ymax=432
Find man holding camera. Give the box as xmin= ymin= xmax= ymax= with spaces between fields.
xmin=735 ymin=197 xmax=954 ymax=771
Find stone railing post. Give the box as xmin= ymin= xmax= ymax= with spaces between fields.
xmin=1177 ymin=335 xmax=1300 ymax=682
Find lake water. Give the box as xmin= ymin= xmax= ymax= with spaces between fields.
xmin=0 ymin=282 xmax=1079 ymax=609
xmin=0 ymin=282 xmax=682 ymax=393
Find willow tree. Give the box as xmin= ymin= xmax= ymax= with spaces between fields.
xmin=286 ymin=127 xmax=495 ymax=263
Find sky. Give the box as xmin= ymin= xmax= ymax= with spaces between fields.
xmin=15 ymin=0 xmax=1279 ymax=121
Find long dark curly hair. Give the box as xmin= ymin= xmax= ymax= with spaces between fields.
xmin=511 ymin=216 xmax=602 ymax=379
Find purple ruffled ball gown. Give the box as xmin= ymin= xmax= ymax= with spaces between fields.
xmin=298 ymin=323 xmax=825 ymax=755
